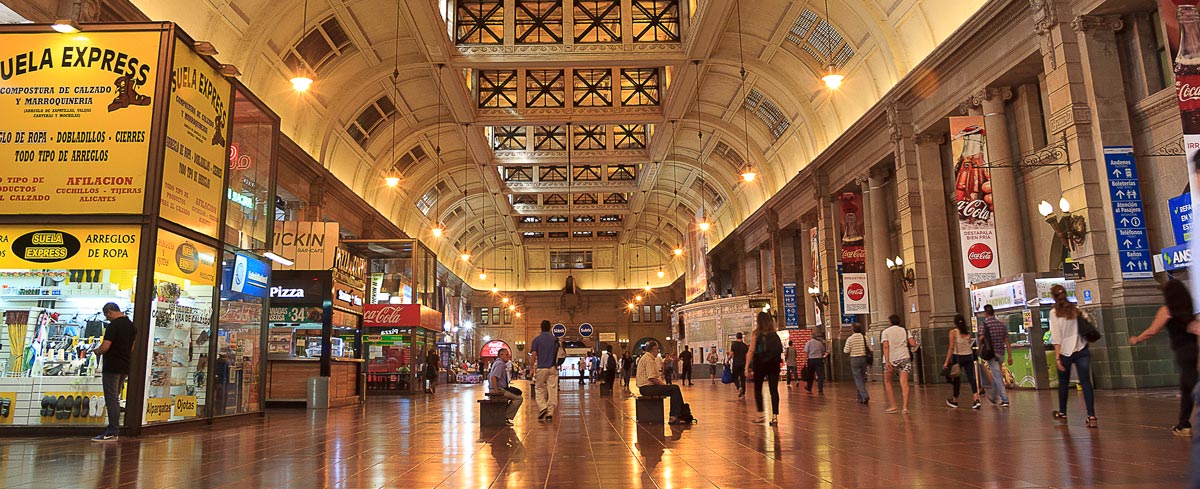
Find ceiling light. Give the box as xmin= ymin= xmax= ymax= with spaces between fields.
xmin=262 ymin=251 xmax=294 ymax=267
xmin=698 ymin=221 xmax=711 ymax=232
xmin=515 ymin=312 xmax=522 ymax=318
xmin=51 ymin=19 xmax=81 ymax=34
xmin=431 ymin=226 xmax=444 ymax=238
xmin=491 ymin=286 xmax=499 ymax=294
xmin=385 ymin=176 xmax=400 ymax=187
xmin=508 ymin=304 xmax=516 ymax=311
xmin=673 ymin=247 xmax=683 ymax=256
xmin=459 ymin=252 xmax=470 ymax=261
xmin=741 ymin=169 xmax=757 ymax=182
xmin=627 ymin=303 xmax=637 ymax=310
xmin=290 ymin=75 xmax=313 ymax=92
xmin=501 ymin=297 xmax=509 ymax=304
xmin=657 ymin=270 xmax=665 ymax=279
xmin=822 ymin=64 xmax=844 ymax=90
xmin=479 ymin=272 xmax=487 ymax=280
xmin=643 ymin=285 xmax=652 ymax=292
xmin=635 ymin=294 xmax=643 ymax=302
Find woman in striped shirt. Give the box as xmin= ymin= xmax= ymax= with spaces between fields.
xmin=843 ymin=322 xmax=873 ymax=404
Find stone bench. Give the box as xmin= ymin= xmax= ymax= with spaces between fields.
xmin=478 ymin=392 xmax=509 ymax=427
xmin=635 ymin=395 xmax=666 ymax=424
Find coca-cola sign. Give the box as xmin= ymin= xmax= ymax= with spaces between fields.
xmin=846 ymin=282 xmax=866 ymax=301
xmin=956 ymin=199 xmax=993 ymax=222
xmin=364 ymin=304 xmax=418 ymax=327
xmin=967 ymin=243 xmax=994 ymax=269
xmin=841 ymin=247 xmax=867 ymax=261
xmin=1178 ymin=78 xmax=1200 ymax=110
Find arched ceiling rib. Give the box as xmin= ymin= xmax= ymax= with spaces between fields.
xmin=130 ymin=0 xmax=987 ymax=291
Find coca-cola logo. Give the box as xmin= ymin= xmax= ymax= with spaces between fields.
xmin=1178 ymin=81 xmax=1200 ymax=103
xmin=967 ymin=243 xmax=994 ymax=269
xmin=847 ymin=283 xmax=865 ymax=301
xmin=842 ymin=247 xmax=866 ymax=261
xmin=957 ymin=199 xmax=993 ymax=222
xmin=364 ymin=305 xmax=411 ymax=326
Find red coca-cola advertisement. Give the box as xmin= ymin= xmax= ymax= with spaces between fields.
xmin=1172 ymin=2 xmax=1200 ymax=308
xmin=363 ymin=304 xmax=443 ymax=331
xmin=950 ymin=116 xmax=1001 ymax=286
xmin=837 ymin=192 xmax=870 ymax=314
xmin=480 ymin=340 xmax=511 ymax=359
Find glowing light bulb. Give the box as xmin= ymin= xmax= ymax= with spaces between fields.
xmin=635 ymin=294 xmax=643 ymax=302
xmin=822 ymin=64 xmax=844 ymax=90
xmin=627 ymin=303 xmax=637 ymax=310
xmin=515 ymin=312 xmax=522 ymax=318
xmin=290 ymin=75 xmax=313 ymax=92
xmin=1038 ymin=200 xmax=1053 ymax=217
xmin=657 ymin=270 xmax=665 ymax=279
xmin=502 ymin=297 xmax=509 ymax=304
xmin=643 ymin=285 xmax=652 ymax=292
xmin=479 ymin=272 xmax=487 ymax=280
xmin=698 ymin=221 xmax=711 ymax=232
xmin=459 ymin=252 xmax=470 ymax=261
xmin=673 ymin=248 xmax=683 ymax=256
xmin=1058 ymin=197 xmax=1071 ymax=213
xmin=431 ymin=226 xmax=444 ymax=238
xmin=491 ymin=286 xmax=499 ymax=294
xmin=385 ymin=176 xmax=400 ymax=187
xmin=742 ymin=170 xmax=757 ymax=182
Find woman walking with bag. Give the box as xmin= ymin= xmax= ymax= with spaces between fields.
xmin=1129 ymin=279 xmax=1198 ymax=435
xmin=1049 ymin=284 xmax=1097 ymax=428
xmin=843 ymin=322 xmax=873 ymax=404
xmin=943 ymin=314 xmax=981 ymax=409
xmin=746 ymin=311 xmax=784 ymax=425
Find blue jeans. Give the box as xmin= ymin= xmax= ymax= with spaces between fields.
xmin=101 ymin=372 xmax=126 ymax=435
xmin=850 ymin=356 xmax=869 ymax=401
xmin=986 ymin=357 xmax=1009 ymax=403
xmin=1057 ymin=347 xmax=1094 ymax=417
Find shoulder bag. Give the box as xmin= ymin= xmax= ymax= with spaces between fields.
xmin=1077 ymin=311 xmax=1102 ymax=343
xmin=979 ymin=322 xmax=996 ymax=361
xmin=861 ymin=333 xmax=874 ymax=366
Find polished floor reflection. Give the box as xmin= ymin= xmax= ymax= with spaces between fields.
xmin=0 ymin=378 xmax=1190 ymax=488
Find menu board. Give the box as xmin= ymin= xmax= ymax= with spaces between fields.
xmin=155 ymin=228 xmax=217 ymax=285
xmin=159 ymin=39 xmax=230 ymax=238
xmin=0 ymin=31 xmax=162 ymax=214
xmin=0 ymin=224 xmax=140 ymax=269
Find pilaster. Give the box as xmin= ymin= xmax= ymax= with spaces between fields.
xmin=863 ymin=169 xmax=894 ymax=331
xmin=972 ymin=86 xmax=1027 ymax=275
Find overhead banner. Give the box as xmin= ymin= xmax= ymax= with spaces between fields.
xmin=950 ymin=116 xmax=1000 ymax=286
xmin=272 ymin=221 xmax=339 ymax=270
xmin=0 ymin=224 xmax=139 ymax=269
xmin=837 ymin=192 xmax=868 ymax=318
xmin=159 ymin=39 xmax=230 ymax=238
xmin=0 ymin=31 xmax=162 ymax=214
xmin=684 ymin=210 xmax=710 ymax=303
xmin=154 ymin=228 xmax=217 ymax=285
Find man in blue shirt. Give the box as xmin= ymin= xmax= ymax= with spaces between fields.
xmin=529 ymin=320 xmax=560 ymax=421
xmin=488 ymin=348 xmax=522 ymax=425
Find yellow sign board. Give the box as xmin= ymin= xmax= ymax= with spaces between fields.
xmin=159 ymin=38 xmax=230 ymax=238
xmin=144 ymin=396 xmax=172 ymax=422
xmin=155 ymin=228 xmax=216 ymax=285
xmin=172 ymin=395 xmax=197 ymax=417
xmin=0 ymin=224 xmax=139 ymax=269
xmin=0 ymin=31 xmax=161 ymax=214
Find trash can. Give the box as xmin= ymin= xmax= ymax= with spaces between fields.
xmin=306 ymin=376 xmax=329 ymax=409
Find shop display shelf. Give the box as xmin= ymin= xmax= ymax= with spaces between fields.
xmin=0 ymin=295 xmax=66 ymax=301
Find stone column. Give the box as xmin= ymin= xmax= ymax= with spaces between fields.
xmin=973 ymin=86 xmax=1027 ymax=275
xmin=744 ymin=244 xmax=761 ymax=293
xmin=730 ymin=236 xmax=748 ymax=295
xmin=912 ymin=132 xmax=957 ymax=325
xmin=864 ymin=169 xmax=895 ymax=330
xmin=798 ymin=219 xmax=816 ymax=326
xmin=759 ymin=244 xmax=774 ymax=293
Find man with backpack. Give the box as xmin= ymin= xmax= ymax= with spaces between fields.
xmin=636 ymin=341 xmax=693 ymax=424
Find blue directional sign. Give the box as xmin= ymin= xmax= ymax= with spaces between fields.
xmin=578 ymin=322 xmax=593 ymax=337
xmin=552 ymin=323 xmax=566 ymax=338
xmin=1104 ymin=147 xmax=1153 ymax=279
xmin=1170 ymin=192 xmax=1192 ymax=246
xmin=782 ymin=282 xmax=799 ymax=329
xmin=1163 ymin=242 xmax=1192 ymax=271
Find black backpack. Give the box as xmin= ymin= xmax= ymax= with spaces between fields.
xmin=678 ymin=402 xmax=697 ymax=424
xmin=754 ymin=333 xmax=783 ymax=368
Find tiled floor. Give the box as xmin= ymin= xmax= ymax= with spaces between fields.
xmin=0 ymin=377 xmax=1191 ymax=488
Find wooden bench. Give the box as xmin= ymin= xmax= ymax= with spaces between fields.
xmin=478 ymin=392 xmax=509 ymax=427
xmin=635 ymin=395 xmax=666 ymax=424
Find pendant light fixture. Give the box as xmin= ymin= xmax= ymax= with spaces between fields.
xmin=820 ymin=0 xmax=844 ymax=90
xmin=694 ymin=61 xmax=711 ymax=233
xmin=669 ymin=120 xmax=685 ymax=257
xmin=384 ymin=0 xmax=401 ymax=187
xmin=430 ymin=64 xmax=446 ymax=238
xmin=290 ymin=0 xmax=314 ymax=92
xmin=736 ymin=0 xmax=757 ymax=183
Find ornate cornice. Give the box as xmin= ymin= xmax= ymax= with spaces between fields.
xmin=969 ymin=86 xmax=1014 ymax=108
xmin=912 ymin=132 xmax=946 ymax=146
xmin=1029 ymin=0 xmax=1058 ymax=36
xmin=1071 ymin=15 xmax=1124 ymax=33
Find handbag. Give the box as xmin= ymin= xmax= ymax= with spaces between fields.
xmin=721 ymin=364 xmax=733 ymax=384
xmin=1077 ymin=312 xmax=1101 ymax=343
xmin=861 ymin=334 xmax=874 ymax=366
xmin=800 ymin=363 xmax=815 ymax=382
xmin=941 ymin=363 xmax=961 ymax=380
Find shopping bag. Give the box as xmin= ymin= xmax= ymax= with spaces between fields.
xmin=721 ymin=364 xmax=733 ymax=384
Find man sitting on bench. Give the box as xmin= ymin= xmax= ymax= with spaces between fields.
xmin=636 ymin=341 xmax=688 ymax=424
xmin=489 ymin=348 xmax=522 ymax=425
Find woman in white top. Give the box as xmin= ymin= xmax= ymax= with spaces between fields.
xmin=843 ymin=322 xmax=873 ymax=404
xmin=942 ymin=314 xmax=981 ymax=409
xmin=1048 ymin=284 xmax=1096 ymax=428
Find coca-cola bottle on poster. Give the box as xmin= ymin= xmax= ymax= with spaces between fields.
xmin=1176 ymin=5 xmax=1200 ymax=134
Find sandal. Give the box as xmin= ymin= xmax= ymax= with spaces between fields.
xmin=1086 ymin=416 xmax=1098 ymax=428
xmin=769 ymin=415 xmax=778 ymax=426
xmin=1052 ymin=411 xmax=1067 ymax=422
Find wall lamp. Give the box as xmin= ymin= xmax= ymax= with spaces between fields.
xmin=807 ymin=285 xmax=828 ymax=311
xmin=1039 ymin=197 xmax=1087 ymax=255
xmin=886 ymin=255 xmax=915 ymax=292
xmin=515 ymin=340 xmax=525 ymax=352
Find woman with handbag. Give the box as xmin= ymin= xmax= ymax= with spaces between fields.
xmin=943 ymin=314 xmax=981 ymax=409
xmin=1129 ymin=279 xmax=1198 ymax=435
xmin=746 ymin=311 xmax=784 ymax=425
xmin=843 ymin=322 xmax=873 ymax=404
xmin=1048 ymin=284 xmax=1097 ymax=428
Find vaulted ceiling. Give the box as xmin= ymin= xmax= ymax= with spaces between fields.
xmin=130 ymin=0 xmax=986 ymax=291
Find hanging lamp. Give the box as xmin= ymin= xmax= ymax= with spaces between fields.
xmin=290 ymin=0 xmax=315 ymax=91
xmin=820 ymin=0 xmax=844 ymax=90
xmin=736 ymin=0 xmax=757 ymax=182
xmin=430 ymin=64 xmax=446 ymax=238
